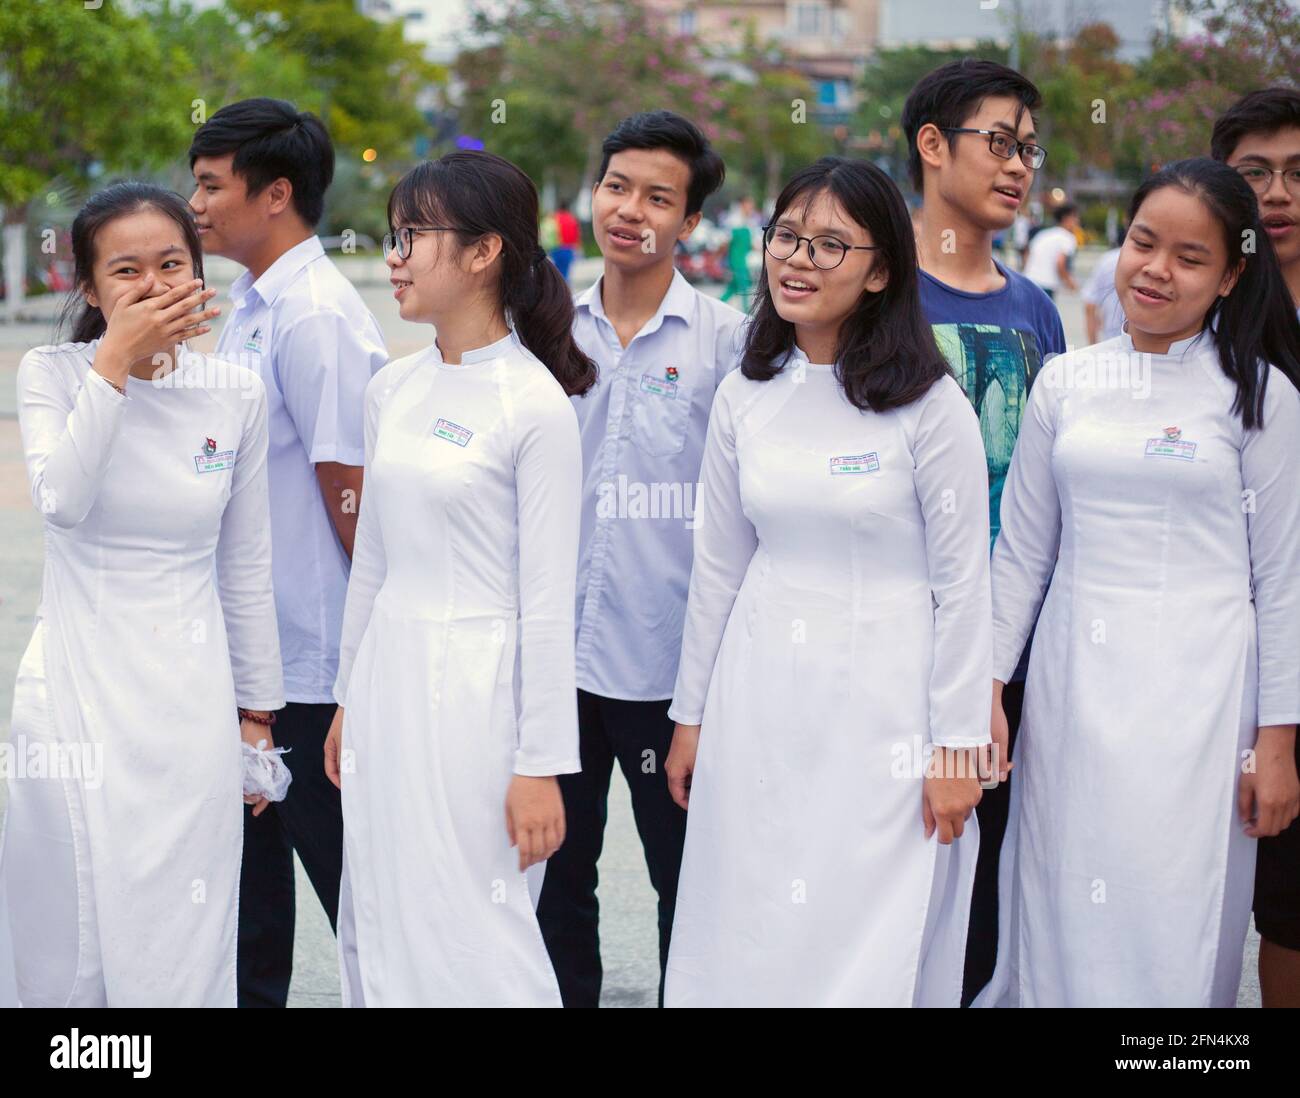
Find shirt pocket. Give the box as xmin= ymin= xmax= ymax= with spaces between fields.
xmin=629 ymin=370 xmax=692 ymax=457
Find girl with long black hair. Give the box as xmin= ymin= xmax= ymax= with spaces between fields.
xmin=0 ymin=182 xmax=282 ymax=1006
xmin=978 ymin=157 xmax=1300 ymax=1006
xmin=662 ymin=157 xmax=993 ymax=1005
xmin=323 ymin=151 xmax=596 ymax=1006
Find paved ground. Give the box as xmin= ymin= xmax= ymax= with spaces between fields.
xmin=0 ymin=249 xmax=1263 ymax=1006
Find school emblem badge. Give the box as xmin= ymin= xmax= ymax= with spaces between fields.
xmin=665 ymin=367 xmax=679 ymax=383
xmin=1163 ymin=426 xmax=1181 ymax=441
xmin=195 ymin=437 xmax=236 ymax=473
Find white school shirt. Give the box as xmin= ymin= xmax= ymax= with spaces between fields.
xmin=215 ymin=235 xmax=388 ymax=702
xmin=1023 ymin=225 xmax=1078 ymax=292
xmin=571 ymin=270 xmax=746 ymax=701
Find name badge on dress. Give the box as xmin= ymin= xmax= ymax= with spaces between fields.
xmin=829 ymin=452 xmax=880 ymax=475
xmin=1144 ymin=425 xmax=1196 ymax=461
xmin=640 ymin=371 xmax=678 ymax=399
xmin=433 ymin=418 xmax=474 ymax=447
xmin=194 ymin=437 xmax=236 ymax=473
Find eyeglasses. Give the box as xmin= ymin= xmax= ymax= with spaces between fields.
xmin=940 ymin=128 xmax=1047 ymax=171
xmin=382 ymin=225 xmax=458 ymax=260
xmin=762 ymin=224 xmax=879 ymax=270
xmin=1235 ymin=165 xmax=1300 ymax=197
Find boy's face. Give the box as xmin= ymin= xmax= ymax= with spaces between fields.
xmin=591 ymin=148 xmax=700 ymax=274
xmin=923 ymin=94 xmax=1036 ymax=232
xmin=189 ymin=154 xmax=274 ymax=265
xmin=1225 ymin=126 xmax=1300 ymax=272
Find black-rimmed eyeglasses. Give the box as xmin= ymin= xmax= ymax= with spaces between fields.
xmin=940 ymin=128 xmax=1047 ymax=170
xmin=382 ymin=225 xmax=459 ymax=260
xmin=762 ymin=224 xmax=880 ymax=270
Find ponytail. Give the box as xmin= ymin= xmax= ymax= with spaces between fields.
xmin=505 ymin=246 xmax=597 ymax=396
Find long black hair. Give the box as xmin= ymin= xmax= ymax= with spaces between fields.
xmin=1127 ymin=157 xmax=1300 ymax=428
xmin=742 ymin=157 xmax=950 ymax=412
xmin=387 ymin=152 xmax=597 ymax=397
xmin=59 ymin=182 xmax=205 ymax=344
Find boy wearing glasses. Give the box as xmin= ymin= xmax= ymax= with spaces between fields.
xmin=535 ymin=111 xmax=743 ymax=1008
xmin=902 ymin=60 xmax=1066 ymax=1007
xmin=190 ymin=99 xmax=388 ymax=1007
xmin=1214 ymin=88 xmax=1300 ymax=311
xmin=1212 ymin=87 xmax=1300 ymax=1008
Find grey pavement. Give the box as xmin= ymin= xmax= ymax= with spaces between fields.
xmin=0 ymin=249 xmax=1263 ymax=1006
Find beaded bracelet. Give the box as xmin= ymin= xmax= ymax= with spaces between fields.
xmin=238 ymin=708 xmax=277 ymax=727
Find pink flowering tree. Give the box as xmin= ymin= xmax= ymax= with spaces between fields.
xmin=1121 ymin=0 xmax=1299 ymax=171
xmin=456 ymin=0 xmax=832 ymax=212
xmin=457 ymin=0 xmax=728 ymax=204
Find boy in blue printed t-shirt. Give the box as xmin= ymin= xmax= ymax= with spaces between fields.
xmin=903 ymin=59 xmax=1067 ymax=1007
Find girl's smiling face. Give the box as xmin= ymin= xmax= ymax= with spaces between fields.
xmin=84 ymin=208 xmax=200 ymax=324
xmin=1115 ymin=185 xmax=1244 ymax=349
xmin=764 ymin=190 xmax=889 ymax=346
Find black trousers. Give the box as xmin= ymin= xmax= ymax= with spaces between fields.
xmin=536 ymin=690 xmax=688 ymax=1008
xmin=1254 ymin=731 xmax=1300 ymax=951
xmin=961 ymin=678 xmax=1025 ymax=1006
xmin=236 ymin=700 xmax=344 ymax=1008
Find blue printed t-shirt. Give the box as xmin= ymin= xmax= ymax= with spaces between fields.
xmin=919 ymin=259 xmax=1066 ymax=548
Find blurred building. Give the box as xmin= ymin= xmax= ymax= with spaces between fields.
xmin=878 ymin=0 xmax=1188 ymax=60
xmin=644 ymin=1 xmax=883 ymax=125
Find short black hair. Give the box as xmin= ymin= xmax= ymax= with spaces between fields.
xmin=596 ymin=110 xmax=725 ymax=217
xmin=1053 ymin=203 xmax=1078 ymax=223
xmin=901 ymin=60 xmax=1043 ymax=190
xmin=1211 ymin=87 xmax=1300 ymax=162
xmin=189 ymin=97 xmax=334 ymax=227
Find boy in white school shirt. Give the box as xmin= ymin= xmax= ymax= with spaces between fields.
xmin=189 ymin=98 xmax=388 ymax=1008
xmin=535 ymin=111 xmax=744 ymax=1007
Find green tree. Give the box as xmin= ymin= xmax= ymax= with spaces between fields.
xmin=0 ymin=0 xmax=192 ymax=315
xmin=228 ymin=0 xmax=440 ymax=157
xmin=458 ymin=0 xmax=834 ymax=213
xmin=458 ymin=0 xmax=724 ymax=206
xmin=710 ymin=29 xmax=833 ymax=206
xmin=1020 ymin=24 xmax=1135 ymax=181
xmin=145 ymin=0 xmax=442 ymax=235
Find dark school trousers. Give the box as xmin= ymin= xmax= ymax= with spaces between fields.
xmin=236 ymin=700 xmax=344 ymax=1008
xmin=536 ymin=689 xmax=688 ymax=1008
xmin=961 ymin=679 xmax=1025 ymax=1006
